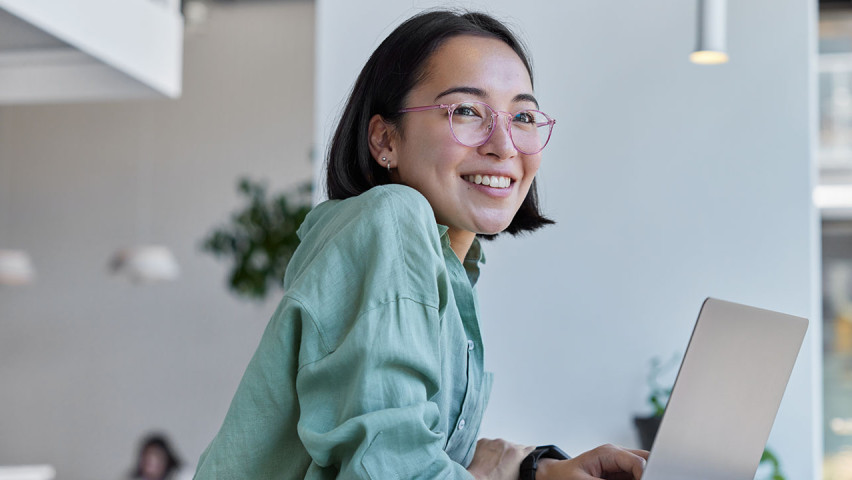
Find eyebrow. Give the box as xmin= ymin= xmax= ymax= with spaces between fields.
xmin=434 ymin=86 xmax=540 ymax=109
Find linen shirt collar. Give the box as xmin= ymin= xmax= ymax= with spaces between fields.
xmin=436 ymin=224 xmax=486 ymax=287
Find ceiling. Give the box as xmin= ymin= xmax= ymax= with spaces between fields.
xmin=0 ymin=8 xmax=66 ymax=51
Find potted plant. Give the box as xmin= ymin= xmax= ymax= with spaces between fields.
xmin=633 ymin=354 xmax=677 ymax=450
xmin=201 ymin=178 xmax=312 ymax=300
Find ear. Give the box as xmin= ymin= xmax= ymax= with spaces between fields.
xmin=367 ymin=114 xmax=396 ymax=169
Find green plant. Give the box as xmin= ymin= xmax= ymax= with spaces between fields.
xmin=201 ymin=178 xmax=312 ymax=300
xmin=646 ymin=354 xmax=679 ymax=417
xmin=759 ymin=447 xmax=785 ymax=480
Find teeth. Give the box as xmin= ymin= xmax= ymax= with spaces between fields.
xmin=465 ymin=175 xmax=512 ymax=189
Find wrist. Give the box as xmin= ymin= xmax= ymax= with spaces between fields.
xmin=520 ymin=445 xmax=571 ymax=480
xmin=465 ymin=465 xmax=485 ymax=480
xmin=535 ymin=458 xmax=559 ymax=480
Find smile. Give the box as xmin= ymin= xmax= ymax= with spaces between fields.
xmin=463 ymin=175 xmax=512 ymax=189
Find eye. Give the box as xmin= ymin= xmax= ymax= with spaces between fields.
xmin=453 ymin=103 xmax=484 ymax=118
xmin=513 ymin=111 xmax=536 ymax=124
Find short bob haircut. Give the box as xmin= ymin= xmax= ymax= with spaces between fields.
xmin=325 ymin=9 xmax=554 ymax=239
xmin=132 ymin=433 xmax=182 ymax=479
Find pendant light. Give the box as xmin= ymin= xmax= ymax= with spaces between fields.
xmin=0 ymin=249 xmax=36 ymax=285
xmin=109 ymin=245 xmax=179 ymax=283
xmin=0 ymin=464 xmax=56 ymax=480
xmin=0 ymin=143 xmax=35 ymax=286
xmin=109 ymin=113 xmax=179 ymax=283
xmin=690 ymin=0 xmax=729 ymax=65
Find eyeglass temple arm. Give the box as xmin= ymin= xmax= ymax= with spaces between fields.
xmin=398 ymin=104 xmax=451 ymax=113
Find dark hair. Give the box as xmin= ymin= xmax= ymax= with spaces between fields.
xmin=132 ymin=433 xmax=181 ymax=479
xmin=325 ymin=9 xmax=554 ymax=239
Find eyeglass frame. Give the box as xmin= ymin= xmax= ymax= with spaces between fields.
xmin=397 ymin=101 xmax=556 ymax=155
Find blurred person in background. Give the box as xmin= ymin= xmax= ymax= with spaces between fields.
xmin=129 ymin=434 xmax=191 ymax=480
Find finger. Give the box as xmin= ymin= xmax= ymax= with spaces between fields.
xmin=567 ymin=472 xmax=601 ymax=480
xmin=602 ymin=474 xmax=637 ymax=480
xmin=596 ymin=448 xmax=646 ymax=479
xmin=626 ymin=449 xmax=650 ymax=460
xmin=606 ymin=446 xmax=648 ymax=477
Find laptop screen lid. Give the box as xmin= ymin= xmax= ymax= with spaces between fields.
xmin=642 ymin=298 xmax=808 ymax=480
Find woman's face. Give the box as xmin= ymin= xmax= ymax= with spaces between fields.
xmin=390 ymin=35 xmax=542 ymax=239
xmin=140 ymin=445 xmax=168 ymax=479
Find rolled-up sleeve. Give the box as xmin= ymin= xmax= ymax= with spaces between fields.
xmin=296 ymin=297 xmax=473 ymax=479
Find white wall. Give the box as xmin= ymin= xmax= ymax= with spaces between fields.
xmin=0 ymin=2 xmax=314 ymax=479
xmin=316 ymin=1 xmax=820 ymax=478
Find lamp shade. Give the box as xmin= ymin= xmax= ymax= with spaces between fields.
xmin=691 ymin=0 xmax=729 ymax=65
xmin=0 ymin=465 xmax=56 ymax=480
xmin=0 ymin=249 xmax=35 ymax=285
xmin=109 ymin=245 xmax=179 ymax=283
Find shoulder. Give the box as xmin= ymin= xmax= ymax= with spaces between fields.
xmin=282 ymin=185 xmax=450 ymax=356
xmin=286 ymin=184 xmax=446 ymax=299
xmin=339 ymin=184 xmax=435 ymax=229
xmin=297 ymin=184 xmax=439 ymax=253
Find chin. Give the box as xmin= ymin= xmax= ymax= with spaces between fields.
xmin=474 ymin=218 xmax=513 ymax=236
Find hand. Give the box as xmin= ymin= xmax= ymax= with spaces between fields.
xmin=536 ymin=444 xmax=649 ymax=480
xmin=466 ymin=438 xmax=535 ymax=480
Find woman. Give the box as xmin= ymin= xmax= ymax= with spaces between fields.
xmin=194 ymin=10 xmax=648 ymax=479
xmin=131 ymin=434 xmax=186 ymax=480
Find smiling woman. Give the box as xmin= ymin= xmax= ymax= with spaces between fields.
xmin=377 ymin=35 xmax=549 ymax=256
xmin=193 ymin=10 xmax=647 ymax=480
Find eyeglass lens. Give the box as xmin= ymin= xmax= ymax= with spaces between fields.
xmin=449 ymin=102 xmax=553 ymax=154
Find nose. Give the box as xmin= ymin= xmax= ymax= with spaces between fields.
xmin=478 ymin=112 xmax=517 ymax=160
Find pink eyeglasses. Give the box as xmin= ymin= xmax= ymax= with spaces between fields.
xmin=398 ymin=101 xmax=555 ymax=155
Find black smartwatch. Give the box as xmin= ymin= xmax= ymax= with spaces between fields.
xmin=519 ymin=445 xmax=571 ymax=480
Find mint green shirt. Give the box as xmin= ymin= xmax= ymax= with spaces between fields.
xmin=194 ymin=184 xmax=492 ymax=479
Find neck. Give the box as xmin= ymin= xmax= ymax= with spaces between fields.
xmin=447 ymin=228 xmax=476 ymax=262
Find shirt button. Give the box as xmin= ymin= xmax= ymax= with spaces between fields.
xmin=458 ymin=419 xmax=466 ymax=430
xmin=467 ymin=340 xmax=475 ymax=351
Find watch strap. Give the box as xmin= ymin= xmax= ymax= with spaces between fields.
xmin=519 ymin=445 xmax=571 ymax=480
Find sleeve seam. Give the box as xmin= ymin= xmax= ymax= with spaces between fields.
xmin=379 ymin=187 xmax=413 ymax=300
xmin=295 ymin=296 xmax=440 ymax=373
xmin=283 ymin=292 xmax=332 ymax=356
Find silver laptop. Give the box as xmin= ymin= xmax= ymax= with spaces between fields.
xmin=643 ymin=298 xmax=808 ymax=480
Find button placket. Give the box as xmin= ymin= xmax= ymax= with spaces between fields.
xmin=440 ymin=236 xmax=487 ymax=463
xmin=446 ymin=340 xmax=476 ymax=454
